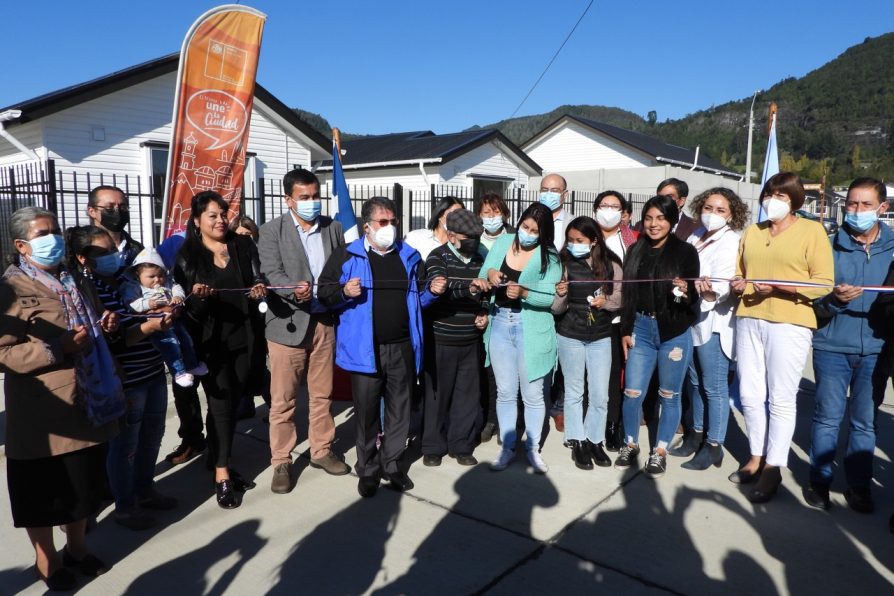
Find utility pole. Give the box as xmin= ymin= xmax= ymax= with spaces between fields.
xmin=745 ymin=90 xmax=761 ymax=184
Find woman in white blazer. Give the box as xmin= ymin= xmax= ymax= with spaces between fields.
xmin=670 ymin=188 xmax=749 ymax=470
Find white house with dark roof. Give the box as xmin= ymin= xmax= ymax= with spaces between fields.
xmin=0 ymin=54 xmax=331 ymax=245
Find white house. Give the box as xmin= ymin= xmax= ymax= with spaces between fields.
xmin=314 ymin=129 xmax=541 ymax=231
xmin=0 ymin=53 xmax=331 ymax=245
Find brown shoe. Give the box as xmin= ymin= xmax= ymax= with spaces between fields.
xmin=310 ymin=452 xmax=351 ymax=476
xmin=553 ymin=414 xmax=565 ymax=432
xmin=165 ymin=441 xmax=204 ymax=465
xmin=270 ymin=463 xmax=292 ymax=494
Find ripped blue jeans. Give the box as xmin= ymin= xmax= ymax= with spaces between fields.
xmin=622 ymin=313 xmax=693 ymax=450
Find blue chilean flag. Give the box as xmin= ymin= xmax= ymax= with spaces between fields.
xmin=757 ymin=113 xmax=779 ymax=222
xmin=332 ymin=140 xmax=359 ymax=241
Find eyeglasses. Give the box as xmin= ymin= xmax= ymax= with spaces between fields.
xmin=96 ymin=205 xmax=129 ymax=213
xmin=370 ymin=218 xmax=399 ymax=227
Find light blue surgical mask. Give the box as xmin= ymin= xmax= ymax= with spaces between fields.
xmin=844 ymin=210 xmax=878 ymax=233
xmin=539 ymin=191 xmax=562 ymax=211
xmin=517 ymin=228 xmax=539 ymax=248
xmin=93 ymin=252 xmax=122 ymax=276
xmin=481 ymin=216 xmax=503 ymax=234
xmin=295 ymin=200 xmax=322 ymax=222
xmin=567 ymin=243 xmax=591 ymax=258
xmin=24 ymin=234 xmax=65 ymax=267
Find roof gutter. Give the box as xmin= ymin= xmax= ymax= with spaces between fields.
xmin=655 ymin=155 xmax=742 ymax=180
xmin=317 ymin=157 xmax=442 ymax=172
xmin=0 ymin=110 xmax=41 ymax=161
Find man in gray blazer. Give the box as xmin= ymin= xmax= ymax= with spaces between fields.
xmin=259 ymin=168 xmax=350 ymax=494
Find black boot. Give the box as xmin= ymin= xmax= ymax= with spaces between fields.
xmin=587 ymin=440 xmax=612 ymax=467
xmin=681 ymin=442 xmax=723 ymax=470
xmin=605 ymin=422 xmax=622 ymax=452
xmin=668 ymin=430 xmax=703 ymax=457
xmin=569 ymin=440 xmax=593 ymax=470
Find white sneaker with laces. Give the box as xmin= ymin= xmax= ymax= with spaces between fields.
xmin=490 ymin=449 xmax=515 ymax=471
xmin=527 ymin=450 xmax=549 ymax=474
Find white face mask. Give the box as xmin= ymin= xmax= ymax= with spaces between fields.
xmin=596 ymin=208 xmax=622 ymax=229
xmin=763 ymin=197 xmax=791 ymax=222
xmin=700 ymin=212 xmax=729 ymax=232
xmin=370 ymin=224 xmax=396 ymax=250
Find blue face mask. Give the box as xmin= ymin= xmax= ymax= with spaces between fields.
xmin=517 ymin=228 xmax=539 ymax=248
xmin=294 ymin=200 xmax=321 ymax=222
xmin=539 ymin=191 xmax=562 ymax=211
xmin=93 ymin=252 xmax=122 ymax=276
xmin=567 ymin=243 xmax=591 ymax=258
xmin=844 ymin=210 xmax=878 ymax=233
xmin=25 ymin=234 xmax=65 ymax=267
xmin=482 ymin=216 xmax=503 ymax=234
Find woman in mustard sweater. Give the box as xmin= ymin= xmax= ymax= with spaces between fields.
xmin=730 ymin=172 xmax=834 ymax=503
xmin=480 ymin=203 xmax=562 ymax=474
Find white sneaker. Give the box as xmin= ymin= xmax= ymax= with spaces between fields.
xmin=188 ymin=362 xmax=209 ymax=376
xmin=174 ymin=372 xmax=195 ymax=388
xmin=527 ymin=450 xmax=549 ymax=474
xmin=490 ymin=449 xmax=515 ymax=471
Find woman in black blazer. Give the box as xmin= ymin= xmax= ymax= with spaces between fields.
xmin=174 ymin=191 xmax=267 ymax=509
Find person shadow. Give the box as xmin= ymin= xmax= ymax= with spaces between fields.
xmin=372 ymin=464 xmax=560 ymax=594
xmin=125 ymin=519 xmax=266 ymax=594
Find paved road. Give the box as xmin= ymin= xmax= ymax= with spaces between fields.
xmin=1 ymin=364 xmax=893 ymax=595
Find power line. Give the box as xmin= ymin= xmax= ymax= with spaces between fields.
xmin=508 ymin=0 xmax=595 ymax=120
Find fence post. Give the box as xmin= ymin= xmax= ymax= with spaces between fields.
xmin=258 ymin=177 xmax=266 ymax=224
xmin=393 ymin=183 xmax=404 ymax=237
xmin=45 ymin=159 xmax=57 ymax=213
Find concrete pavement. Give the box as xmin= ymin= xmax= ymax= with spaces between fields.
xmin=1 ymin=363 xmax=893 ymax=595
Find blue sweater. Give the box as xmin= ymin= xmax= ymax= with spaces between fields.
xmin=813 ymin=223 xmax=894 ymax=355
xmin=318 ymin=238 xmax=437 ymax=374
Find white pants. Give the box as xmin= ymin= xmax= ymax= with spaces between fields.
xmin=735 ymin=317 xmax=812 ymax=467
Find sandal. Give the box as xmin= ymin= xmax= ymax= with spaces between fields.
xmin=63 ymin=547 xmax=109 ymax=577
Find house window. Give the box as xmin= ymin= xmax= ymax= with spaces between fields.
xmin=472 ymin=178 xmax=508 ymax=199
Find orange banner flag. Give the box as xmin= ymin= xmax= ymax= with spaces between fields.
xmin=160 ymin=4 xmax=266 ymax=241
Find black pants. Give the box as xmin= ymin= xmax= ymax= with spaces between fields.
xmin=607 ymin=324 xmax=624 ymax=425
xmin=202 ymin=346 xmax=253 ymax=468
xmin=351 ymin=341 xmax=414 ymax=478
xmin=172 ymin=383 xmax=205 ymax=448
xmin=423 ymin=342 xmax=482 ymax=456
xmin=480 ymin=364 xmax=498 ymax=428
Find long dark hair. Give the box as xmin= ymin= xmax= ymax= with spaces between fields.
xmin=427 ymin=196 xmax=464 ymax=231
xmin=177 ymin=191 xmax=232 ymax=284
xmin=514 ymin=202 xmax=557 ymax=274
xmin=623 ymin=195 xmax=679 ymax=285
xmin=560 ymin=216 xmax=619 ymax=295
xmin=65 ymin=225 xmax=114 ymax=273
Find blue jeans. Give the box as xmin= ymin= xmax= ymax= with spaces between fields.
xmin=557 ymin=334 xmax=611 ymax=443
xmin=687 ymin=333 xmax=731 ymax=445
xmin=149 ymin=321 xmax=199 ymax=376
xmin=490 ymin=308 xmax=551 ymax=451
xmin=809 ymin=349 xmax=886 ymax=488
xmin=107 ymin=373 xmax=168 ymax=511
xmin=622 ymin=314 xmax=692 ymax=450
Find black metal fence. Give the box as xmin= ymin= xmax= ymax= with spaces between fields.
xmin=1 ymin=159 xmax=654 ymax=264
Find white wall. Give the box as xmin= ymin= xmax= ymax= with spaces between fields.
xmin=438 ymin=141 xmax=531 ymax=188
xmin=524 ymin=120 xmax=652 ymax=172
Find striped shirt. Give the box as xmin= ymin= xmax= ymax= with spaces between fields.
xmin=90 ymin=273 xmax=165 ymax=389
xmin=425 ymin=244 xmax=488 ymax=345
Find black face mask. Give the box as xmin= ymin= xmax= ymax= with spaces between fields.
xmin=457 ymin=238 xmax=480 ymax=257
xmin=100 ymin=209 xmax=129 ymax=233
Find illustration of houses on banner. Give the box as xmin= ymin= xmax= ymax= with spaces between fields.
xmin=194 ymin=165 xmax=215 ymax=191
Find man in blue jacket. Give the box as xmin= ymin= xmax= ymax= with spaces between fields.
xmin=318 ymin=197 xmax=446 ymax=497
xmin=805 ymin=177 xmax=892 ymax=513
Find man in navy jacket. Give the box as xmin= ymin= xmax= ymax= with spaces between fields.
xmin=805 ymin=177 xmax=892 ymax=513
xmin=319 ymin=196 xmax=446 ymax=497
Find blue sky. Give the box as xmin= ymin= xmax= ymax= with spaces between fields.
xmin=3 ymin=1 xmax=892 ymax=135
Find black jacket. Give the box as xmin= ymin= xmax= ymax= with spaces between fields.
xmin=621 ymin=235 xmax=700 ymax=342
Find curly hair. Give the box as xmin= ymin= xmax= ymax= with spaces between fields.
xmin=688 ymin=187 xmax=749 ymax=231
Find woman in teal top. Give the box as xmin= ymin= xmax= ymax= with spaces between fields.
xmin=479 ymin=203 xmax=562 ymax=474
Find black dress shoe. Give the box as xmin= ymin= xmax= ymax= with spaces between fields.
xmin=728 ymin=462 xmax=763 ymax=485
xmin=449 ymin=454 xmax=478 ymax=466
xmin=422 ymin=455 xmax=442 ymax=467
xmin=63 ymin=547 xmax=108 ymax=577
xmin=36 ymin=566 xmax=77 ymax=591
xmin=216 ymin=479 xmax=239 ymax=509
xmin=569 ymin=440 xmax=593 ymax=470
xmin=358 ymin=476 xmax=379 ymax=498
xmin=747 ymin=466 xmax=782 ymax=503
xmin=803 ymin=482 xmax=831 ymax=510
xmin=587 ymin=440 xmax=612 ymax=467
xmin=384 ymin=472 xmax=414 ymax=492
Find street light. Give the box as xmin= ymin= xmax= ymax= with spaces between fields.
xmin=745 ymin=90 xmax=761 ymax=184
